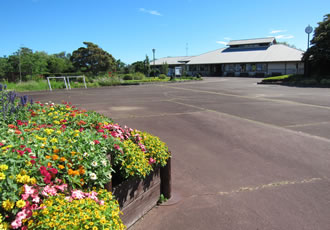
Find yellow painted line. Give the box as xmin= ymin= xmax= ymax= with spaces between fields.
xmin=189 ymin=178 xmax=323 ymax=198
xmin=160 ymin=85 xmax=330 ymax=111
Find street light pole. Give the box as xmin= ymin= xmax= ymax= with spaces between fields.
xmin=304 ymin=25 xmax=313 ymax=77
xmin=19 ymin=48 xmax=22 ymax=83
xmin=152 ymin=48 xmax=155 ymax=66
xmin=305 ymin=25 xmax=313 ymax=50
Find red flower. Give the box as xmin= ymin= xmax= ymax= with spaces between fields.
xmin=102 ymin=134 xmax=108 ymax=139
xmin=79 ymin=128 xmax=84 ymax=132
xmin=49 ymin=168 xmax=58 ymax=175
xmin=17 ymin=150 xmax=25 ymax=156
xmin=30 ymin=160 xmax=36 ymax=165
xmin=94 ymin=140 xmax=100 ymax=144
xmin=0 ymin=143 xmax=3 ymax=146
xmin=20 ymin=145 xmax=26 ymax=148
xmin=25 ymin=148 xmax=32 ymax=153
xmin=97 ymin=129 xmax=104 ymax=133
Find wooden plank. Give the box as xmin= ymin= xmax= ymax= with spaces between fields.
xmin=113 ymin=168 xmax=161 ymax=208
xmin=120 ymin=180 xmax=161 ymax=228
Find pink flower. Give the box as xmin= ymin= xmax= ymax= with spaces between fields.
xmin=149 ymin=157 xmax=156 ymax=165
xmin=114 ymin=144 xmax=120 ymax=150
xmin=102 ymin=134 xmax=108 ymax=139
xmin=65 ymin=196 xmax=73 ymax=202
xmin=71 ymin=190 xmax=85 ymax=199
xmin=11 ymin=219 xmax=22 ymax=229
xmin=23 ymin=184 xmax=36 ymax=196
xmin=32 ymin=195 xmax=40 ymax=204
xmin=94 ymin=140 xmax=100 ymax=144
xmin=30 ymin=160 xmax=36 ymax=165
xmin=97 ymin=129 xmax=104 ymax=133
xmin=55 ymin=184 xmax=67 ymax=192
xmin=42 ymin=185 xmax=57 ymax=196
xmin=99 ymin=200 xmax=105 ymax=205
xmin=86 ymin=191 xmax=99 ymax=201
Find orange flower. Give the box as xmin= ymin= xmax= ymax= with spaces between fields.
xmin=47 ymin=162 xmax=52 ymax=167
xmin=68 ymin=169 xmax=73 ymax=175
xmin=58 ymin=165 xmax=65 ymax=170
xmin=60 ymin=157 xmax=66 ymax=162
xmin=71 ymin=151 xmax=76 ymax=156
xmin=52 ymin=155 xmax=59 ymax=161
xmin=8 ymin=124 xmax=16 ymax=129
xmin=73 ymin=170 xmax=80 ymax=176
xmin=67 ymin=163 xmax=72 ymax=168
xmin=15 ymin=130 xmax=22 ymax=135
xmin=45 ymin=155 xmax=51 ymax=159
xmin=79 ymin=167 xmax=85 ymax=175
xmin=53 ymin=149 xmax=60 ymax=154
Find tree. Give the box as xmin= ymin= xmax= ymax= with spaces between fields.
xmin=160 ymin=62 xmax=169 ymax=75
xmin=303 ymin=14 xmax=330 ymax=76
xmin=144 ymin=55 xmax=151 ymax=77
xmin=47 ymin=52 xmax=74 ymax=74
xmin=0 ymin=57 xmax=9 ymax=79
xmin=115 ymin=59 xmax=126 ymax=73
xmin=70 ymin=42 xmax=116 ymax=75
xmin=131 ymin=61 xmax=145 ymax=73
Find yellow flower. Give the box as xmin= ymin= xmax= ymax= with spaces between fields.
xmin=84 ymin=225 xmax=90 ymax=229
xmin=50 ymin=138 xmax=58 ymax=143
xmin=16 ymin=200 xmax=26 ymax=208
xmin=92 ymin=227 xmax=98 ymax=230
xmin=0 ymin=173 xmax=5 ymax=180
xmin=0 ymin=164 xmax=8 ymax=171
xmin=2 ymin=200 xmax=14 ymax=211
xmin=53 ymin=120 xmax=60 ymax=125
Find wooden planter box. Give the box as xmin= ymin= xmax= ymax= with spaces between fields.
xmin=107 ymin=159 xmax=171 ymax=228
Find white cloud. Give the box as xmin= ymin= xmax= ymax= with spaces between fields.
xmin=275 ymin=35 xmax=294 ymax=39
xmin=216 ymin=41 xmax=228 ymax=45
xmin=270 ymin=30 xmax=287 ymax=34
xmin=139 ymin=8 xmax=162 ymax=16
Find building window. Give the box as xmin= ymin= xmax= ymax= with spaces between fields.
xmin=256 ymin=63 xmax=266 ymax=72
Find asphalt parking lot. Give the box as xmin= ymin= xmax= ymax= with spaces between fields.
xmin=25 ymin=77 xmax=330 ymax=230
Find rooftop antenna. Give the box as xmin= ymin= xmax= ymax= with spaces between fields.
xmin=186 ymin=43 xmax=188 ymax=56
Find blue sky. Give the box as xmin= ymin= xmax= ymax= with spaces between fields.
xmin=0 ymin=0 xmax=329 ymax=64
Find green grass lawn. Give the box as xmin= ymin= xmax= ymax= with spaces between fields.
xmin=1 ymin=76 xmax=202 ymax=92
xmin=260 ymin=74 xmax=330 ymax=87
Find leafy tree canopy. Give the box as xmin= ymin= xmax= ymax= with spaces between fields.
xmin=70 ymin=42 xmax=116 ymax=75
xmin=303 ymin=14 xmax=330 ymax=76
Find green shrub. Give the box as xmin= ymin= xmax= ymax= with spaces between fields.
xmin=96 ymin=76 xmax=121 ymax=86
xmin=320 ymin=79 xmax=330 ymax=86
xmin=133 ymin=72 xmax=145 ymax=80
xmin=158 ymin=74 xmax=167 ymax=79
xmin=123 ymin=74 xmax=133 ymax=80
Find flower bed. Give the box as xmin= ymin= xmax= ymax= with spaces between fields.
xmin=0 ymin=86 xmax=171 ymax=229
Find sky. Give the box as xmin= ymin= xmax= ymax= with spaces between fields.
xmin=0 ymin=0 xmax=329 ymax=64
